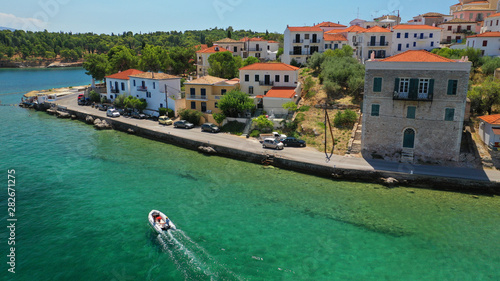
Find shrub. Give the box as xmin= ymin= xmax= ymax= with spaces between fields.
xmin=159 ymin=107 xmax=174 ymax=118
xmin=249 ymin=129 xmax=260 ymax=138
xmin=306 ymin=91 xmax=316 ymax=99
xmin=222 ymin=121 xmax=246 ymax=135
xmin=101 ymin=96 xmax=108 ymax=104
xmin=282 ymin=101 xmax=298 ymax=112
xmin=89 ymin=90 xmax=100 ymax=102
xmin=179 ymin=109 xmax=203 ymax=125
xmin=252 ymin=115 xmax=274 ymax=132
xmin=303 ymin=76 xmax=315 ymax=93
xmin=333 ymin=109 xmax=358 ymax=128
xmin=113 ymin=95 xmax=126 ymax=108
xmin=298 ymin=106 xmax=310 ymax=112
xmin=213 ymin=112 xmax=226 ymax=125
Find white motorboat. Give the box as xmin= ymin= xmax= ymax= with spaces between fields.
xmin=148 ymin=210 xmax=176 ymax=233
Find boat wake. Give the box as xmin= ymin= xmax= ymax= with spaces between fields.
xmin=156 ymin=230 xmax=242 ymax=281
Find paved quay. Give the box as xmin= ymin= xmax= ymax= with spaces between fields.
xmin=51 ymin=92 xmax=500 ymax=193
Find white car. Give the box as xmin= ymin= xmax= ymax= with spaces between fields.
xmin=262 ymin=138 xmax=284 ymax=150
xmin=106 ymin=108 xmax=120 ymax=118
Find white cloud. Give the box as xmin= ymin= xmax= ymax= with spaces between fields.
xmin=0 ymin=12 xmax=48 ymax=31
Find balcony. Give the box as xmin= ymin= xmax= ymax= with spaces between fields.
xmin=393 ymin=91 xmax=433 ymax=101
xmin=137 ymin=86 xmax=147 ymax=92
xmin=259 ymin=81 xmax=274 ymax=86
xmin=289 ymin=51 xmax=311 ymax=55
xmin=214 ymin=95 xmax=223 ymax=100
xmin=293 ymin=39 xmax=304 ymax=43
xmin=248 ymin=48 xmax=263 ymax=52
xmin=310 ymin=39 xmax=321 ymax=44
xmin=367 ymin=42 xmax=389 ymax=46
xmin=110 ymin=88 xmax=119 ymax=94
xmin=186 ymin=95 xmax=208 ymax=100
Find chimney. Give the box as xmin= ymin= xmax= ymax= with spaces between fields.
xmin=370 ymin=51 xmax=375 ymax=60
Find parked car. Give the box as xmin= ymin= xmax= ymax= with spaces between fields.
xmin=77 ymin=93 xmax=84 ymax=100
xmin=201 ymin=123 xmax=220 ymax=133
xmin=282 ymin=137 xmax=306 ymax=147
xmin=106 ymin=108 xmax=120 ymax=118
xmin=97 ymin=104 xmax=107 ymax=111
xmin=159 ymin=116 xmax=173 ymax=125
xmin=131 ymin=111 xmax=146 ymax=119
xmin=262 ymin=138 xmax=284 ymax=150
xmin=173 ymin=120 xmax=194 ymax=129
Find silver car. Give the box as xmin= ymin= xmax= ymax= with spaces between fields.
xmin=262 ymin=138 xmax=284 ymax=150
xmin=106 ymin=108 xmax=120 ymax=117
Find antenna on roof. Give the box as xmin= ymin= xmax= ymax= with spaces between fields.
xmin=357 ymin=7 xmax=360 ymax=19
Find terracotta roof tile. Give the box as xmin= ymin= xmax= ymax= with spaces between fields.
xmin=420 ymin=12 xmax=447 ymax=17
xmin=129 ymin=72 xmax=181 ymax=80
xmin=323 ymin=33 xmax=347 ymax=41
xmin=239 ymin=62 xmax=299 ymax=71
xmin=468 ymin=31 xmax=500 ymax=38
xmin=194 ymin=44 xmax=208 ymax=50
xmin=239 ymin=37 xmax=267 ymax=42
xmin=380 ymin=50 xmax=456 ymax=63
xmin=479 ymin=114 xmax=500 ymax=125
xmin=392 ymin=24 xmax=442 ymax=30
xmin=439 ymin=18 xmax=476 ymax=24
xmin=326 ymin=25 xmax=367 ymax=34
xmin=361 ymin=26 xmax=392 ymax=33
xmin=314 ymin=22 xmax=347 ymax=28
xmin=264 ymin=87 xmax=297 ymax=99
xmin=105 ymin=69 xmax=144 ymax=80
xmin=196 ymin=45 xmax=230 ymax=54
xmin=214 ymin=38 xmax=241 ymax=43
xmin=185 ymin=75 xmax=227 ymax=85
xmin=487 ymin=12 xmax=500 ymax=18
xmin=288 ymin=26 xmax=323 ymax=32
xmin=268 ymin=40 xmax=280 ymax=43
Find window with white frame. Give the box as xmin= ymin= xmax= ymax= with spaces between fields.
xmin=399 ymin=78 xmax=410 ymax=93
xmin=418 ymin=79 xmax=430 ymax=94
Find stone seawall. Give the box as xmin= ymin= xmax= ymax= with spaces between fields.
xmin=50 ymin=105 xmax=500 ymax=195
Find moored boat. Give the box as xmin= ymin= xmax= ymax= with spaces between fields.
xmin=148 ymin=210 xmax=176 ymax=233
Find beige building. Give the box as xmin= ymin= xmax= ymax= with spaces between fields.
xmin=196 ymin=45 xmax=231 ymax=77
xmin=362 ymin=50 xmax=471 ymax=163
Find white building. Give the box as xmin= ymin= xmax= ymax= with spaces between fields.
xmin=481 ymin=12 xmax=500 ymax=33
xmin=466 ymin=31 xmax=500 ymax=56
xmin=391 ymin=25 xmax=442 ymax=55
xmin=260 ymin=87 xmax=301 ymax=116
xmin=104 ymin=69 xmax=144 ymax=101
xmin=196 ymin=45 xmax=231 ymax=77
xmin=239 ymin=62 xmax=300 ymax=97
xmin=325 ymin=25 xmax=367 ymax=56
xmin=323 ymin=33 xmax=348 ymax=51
xmin=478 ymin=114 xmax=500 ymax=148
xmin=314 ymin=21 xmax=347 ymax=32
xmin=439 ymin=18 xmax=478 ymax=44
xmin=282 ymin=26 xmax=324 ymax=65
xmin=213 ymin=38 xmax=245 ymax=57
xmin=357 ymin=26 xmax=393 ymax=61
xmin=128 ymin=72 xmax=183 ymax=115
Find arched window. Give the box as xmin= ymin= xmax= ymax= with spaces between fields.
xmin=403 ymin=128 xmax=415 ymax=149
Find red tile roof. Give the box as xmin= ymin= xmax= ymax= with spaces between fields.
xmin=326 ymin=25 xmax=367 ymax=34
xmin=465 ymin=1 xmax=489 ymax=4
xmin=487 ymin=12 xmax=500 ymax=18
xmin=314 ymin=22 xmax=347 ymax=28
xmin=268 ymin=40 xmax=280 ymax=43
xmin=323 ymin=33 xmax=347 ymax=41
xmin=288 ymin=26 xmax=323 ymax=32
xmin=196 ymin=45 xmax=230 ymax=54
xmin=479 ymin=114 xmax=500 ymax=125
xmin=468 ymin=31 xmax=500 ymax=38
xmin=239 ymin=37 xmax=267 ymax=42
xmin=239 ymin=62 xmax=299 ymax=71
xmin=194 ymin=44 xmax=208 ymax=51
xmin=105 ymin=69 xmax=144 ymax=80
xmin=380 ymin=50 xmax=456 ymax=63
xmin=264 ymin=87 xmax=297 ymax=99
xmin=492 ymin=128 xmax=500 ymax=135
xmin=361 ymin=26 xmax=392 ymax=33
xmin=392 ymin=24 xmax=442 ymax=30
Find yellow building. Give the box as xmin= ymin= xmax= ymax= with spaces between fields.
xmin=184 ymin=76 xmax=240 ymax=123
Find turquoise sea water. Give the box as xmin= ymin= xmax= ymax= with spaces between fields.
xmin=1 ymin=68 xmax=500 ymax=281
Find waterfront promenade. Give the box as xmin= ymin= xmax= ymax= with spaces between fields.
xmin=51 ymin=92 xmax=500 ymax=192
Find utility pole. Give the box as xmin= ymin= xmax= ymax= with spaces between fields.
xmin=164 ymin=84 xmax=169 ymax=115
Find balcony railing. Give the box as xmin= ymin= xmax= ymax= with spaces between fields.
xmin=214 ymin=95 xmax=223 ymax=100
xmin=367 ymin=42 xmax=389 ymax=46
xmin=393 ymin=91 xmax=433 ymax=101
xmin=248 ymin=48 xmax=263 ymax=51
xmin=187 ymin=95 xmax=208 ymax=100
xmin=110 ymin=88 xmax=119 ymax=94
xmin=293 ymin=39 xmax=304 ymax=43
xmin=310 ymin=39 xmax=321 ymax=44
xmin=137 ymin=86 xmax=147 ymax=92
xmin=289 ymin=51 xmax=315 ymax=55
xmin=259 ymin=81 xmax=274 ymax=86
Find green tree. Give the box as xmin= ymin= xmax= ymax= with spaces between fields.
xmin=282 ymin=101 xmax=298 ymax=112
xmin=179 ymin=109 xmax=203 ymax=125
xmin=276 ymin=48 xmax=284 ymax=62
xmin=89 ymin=90 xmax=101 ymax=102
xmin=168 ymin=46 xmax=195 ymax=75
xmin=321 ymin=56 xmax=365 ymax=98
xmin=481 ymin=56 xmax=500 ymax=76
xmin=218 ymin=89 xmax=255 ymax=117
xmin=208 ymin=51 xmax=241 ymax=79
xmin=113 ymin=94 xmax=126 ymax=108
xmin=252 ymin=115 xmax=274 ymax=132
xmin=468 ymin=77 xmax=500 ymax=115
xmin=139 ymin=45 xmax=162 ymax=72
xmin=83 ymin=53 xmax=110 ymax=87
xmin=213 ymin=112 xmax=226 ymax=125
xmin=242 ymin=56 xmax=260 ymax=67
xmin=108 ymin=46 xmax=138 ymax=73
xmin=333 ymin=109 xmax=358 ymax=128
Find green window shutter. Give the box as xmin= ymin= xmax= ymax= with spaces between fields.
xmin=447 ymin=80 xmax=458 ymax=95
xmin=409 ymin=78 xmax=419 ymax=99
xmin=407 ymin=106 xmax=416 ymax=119
xmin=428 ymin=79 xmax=434 ymax=96
xmin=445 ymin=108 xmax=455 ymax=121
xmin=373 ymin=78 xmax=382 ymax=92
xmin=371 ymin=104 xmax=380 ymax=116
xmin=394 ymin=78 xmax=400 ymax=93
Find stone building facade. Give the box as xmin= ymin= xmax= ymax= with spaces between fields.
xmin=361 ymin=50 xmax=471 ymax=163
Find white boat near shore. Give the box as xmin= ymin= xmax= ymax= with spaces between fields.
xmin=148 ymin=210 xmax=176 ymax=233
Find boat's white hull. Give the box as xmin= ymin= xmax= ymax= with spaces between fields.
xmin=148 ymin=210 xmax=176 ymax=233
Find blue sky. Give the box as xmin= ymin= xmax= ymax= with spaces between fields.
xmin=0 ymin=0 xmax=456 ymax=34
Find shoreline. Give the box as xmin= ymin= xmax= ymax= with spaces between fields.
xmin=30 ymin=91 xmax=500 ymax=195
xmin=0 ymin=59 xmax=83 ymax=69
